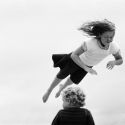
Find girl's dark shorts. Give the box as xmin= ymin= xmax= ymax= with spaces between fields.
xmin=52 ymin=53 xmax=90 ymax=84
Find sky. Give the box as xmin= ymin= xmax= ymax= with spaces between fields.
xmin=0 ymin=0 xmax=125 ymax=125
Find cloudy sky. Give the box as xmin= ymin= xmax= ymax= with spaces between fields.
xmin=0 ymin=0 xmax=125 ymax=125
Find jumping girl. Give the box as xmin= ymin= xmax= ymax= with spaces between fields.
xmin=42 ymin=19 xmax=123 ymax=103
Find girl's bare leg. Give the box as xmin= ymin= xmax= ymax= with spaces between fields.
xmin=55 ymin=77 xmax=73 ymax=98
xmin=42 ymin=77 xmax=62 ymax=103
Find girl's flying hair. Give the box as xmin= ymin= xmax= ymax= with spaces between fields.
xmin=79 ymin=19 xmax=115 ymax=37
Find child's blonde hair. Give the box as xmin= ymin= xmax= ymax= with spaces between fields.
xmin=79 ymin=19 xmax=115 ymax=37
xmin=62 ymin=87 xmax=86 ymax=107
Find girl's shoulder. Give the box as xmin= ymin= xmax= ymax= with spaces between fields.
xmin=109 ymin=42 xmax=120 ymax=54
xmin=84 ymin=37 xmax=96 ymax=42
xmin=110 ymin=41 xmax=119 ymax=46
xmin=82 ymin=38 xmax=97 ymax=48
xmin=84 ymin=38 xmax=97 ymax=45
xmin=110 ymin=42 xmax=120 ymax=50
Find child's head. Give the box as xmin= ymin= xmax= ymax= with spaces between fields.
xmin=62 ymin=87 xmax=86 ymax=108
xmin=79 ymin=19 xmax=115 ymax=38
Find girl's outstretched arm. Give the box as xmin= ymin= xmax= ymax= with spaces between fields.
xmin=113 ymin=50 xmax=123 ymax=65
xmin=106 ymin=50 xmax=123 ymax=69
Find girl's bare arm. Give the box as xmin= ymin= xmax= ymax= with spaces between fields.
xmin=107 ymin=50 xmax=123 ymax=69
xmin=113 ymin=50 xmax=123 ymax=65
xmin=71 ymin=43 xmax=97 ymax=75
xmin=71 ymin=43 xmax=88 ymax=70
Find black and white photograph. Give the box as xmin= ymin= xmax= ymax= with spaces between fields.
xmin=0 ymin=0 xmax=125 ymax=125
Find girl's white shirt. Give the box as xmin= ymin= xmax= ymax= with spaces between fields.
xmin=80 ymin=38 xmax=120 ymax=66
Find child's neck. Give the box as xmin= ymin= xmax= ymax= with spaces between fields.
xmin=97 ymin=39 xmax=109 ymax=50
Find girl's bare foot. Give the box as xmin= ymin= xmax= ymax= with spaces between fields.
xmin=55 ymin=84 xmax=63 ymax=98
xmin=42 ymin=91 xmax=50 ymax=103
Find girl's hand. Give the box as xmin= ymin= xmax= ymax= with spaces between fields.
xmin=106 ymin=61 xmax=115 ymax=70
xmin=85 ymin=67 xmax=98 ymax=75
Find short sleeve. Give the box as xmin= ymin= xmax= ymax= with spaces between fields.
xmin=110 ymin=42 xmax=120 ymax=55
xmin=81 ymin=38 xmax=96 ymax=52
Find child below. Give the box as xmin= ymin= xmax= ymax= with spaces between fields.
xmin=51 ymin=87 xmax=95 ymax=125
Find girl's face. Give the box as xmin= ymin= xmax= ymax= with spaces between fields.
xmin=100 ymin=31 xmax=115 ymax=46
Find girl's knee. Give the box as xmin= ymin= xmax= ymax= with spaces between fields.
xmin=67 ymin=77 xmax=74 ymax=85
